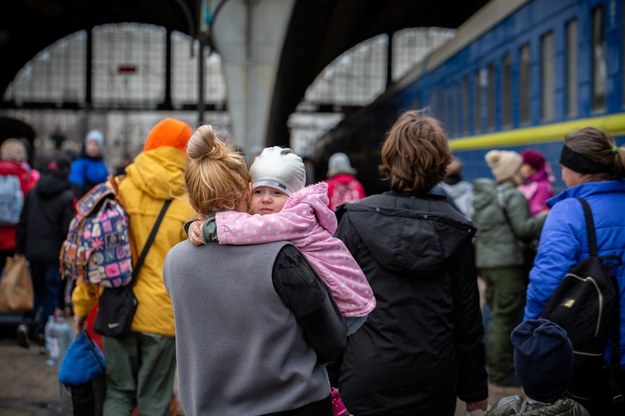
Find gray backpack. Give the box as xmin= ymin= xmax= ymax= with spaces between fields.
xmin=0 ymin=174 xmax=24 ymax=225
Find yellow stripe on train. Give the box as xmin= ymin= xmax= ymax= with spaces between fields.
xmin=448 ymin=113 xmax=625 ymax=151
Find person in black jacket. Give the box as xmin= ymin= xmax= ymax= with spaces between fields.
xmin=15 ymin=153 xmax=75 ymax=348
xmin=331 ymin=109 xmax=488 ymax=415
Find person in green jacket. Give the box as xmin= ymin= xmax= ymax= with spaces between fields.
xmin=472 ymin=150 xmax=546 ymax=387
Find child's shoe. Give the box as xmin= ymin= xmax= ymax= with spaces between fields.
xmin=331 ymin=386 xmax=348 ymax=416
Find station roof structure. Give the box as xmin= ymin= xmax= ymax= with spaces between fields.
xmin=1 ymin=0 xmax=489 ymax=146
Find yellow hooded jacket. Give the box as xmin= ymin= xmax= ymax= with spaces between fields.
xmin=72 ymin=146 xmax=195 ymax=336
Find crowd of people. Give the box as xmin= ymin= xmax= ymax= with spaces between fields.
xmin=1 ymin=109 xmax=624 ymax=415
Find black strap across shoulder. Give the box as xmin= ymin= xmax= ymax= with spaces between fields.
xmin=578 ymin=198 xmax=598 ymax=257
xmin=578 ymin=197 xmax=623 ymax=404
xmin=132 ymin=199 xmax=172 ymax=279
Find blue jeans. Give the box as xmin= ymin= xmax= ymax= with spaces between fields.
xmin=25 ymin=261 xmax=61 ymax=336
xmin=345 ymin=315 xmax=368 ymax=336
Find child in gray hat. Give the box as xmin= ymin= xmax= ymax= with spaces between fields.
xmin=484 ymin=318 xmax=589 ymax=415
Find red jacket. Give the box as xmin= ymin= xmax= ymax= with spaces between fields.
xmin=325 ymin=173 xmax=366 ymax=211
xmin=0 ymin=160 xmax=38 ymax=250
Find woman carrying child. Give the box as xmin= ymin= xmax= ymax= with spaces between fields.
xmin=164 ymin=125 xmax=346 ymax=415
xmin=188 ymin=146 xmax=376 ymax=334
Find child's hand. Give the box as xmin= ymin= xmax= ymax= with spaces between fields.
xmin=189 ymin=220 xmax=205 ymax=245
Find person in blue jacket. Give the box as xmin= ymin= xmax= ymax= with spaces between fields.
xmin=524 ymin=127 xmax=625 ymax=415
xmin=68 ymin=129 xmax=109 ymax=198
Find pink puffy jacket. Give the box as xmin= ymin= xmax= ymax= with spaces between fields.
xmin=216 ymin=182 xmax=376 ymax=318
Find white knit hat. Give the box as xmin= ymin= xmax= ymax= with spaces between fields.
xmin=327 ymin=152 xmax=356 ymax=177
xmin=249 ymin=146 xmax=306 ymax=195
xmin=485 ymin=150 xmax=522 ymax=182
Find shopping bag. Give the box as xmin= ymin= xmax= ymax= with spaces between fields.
xmin=0 ymin=256 xmax=34 ymax=312
xmin=59 ymin=330 xmax=106 ymax=416
xmin=59 ymin=374 xmax=106 ymax=416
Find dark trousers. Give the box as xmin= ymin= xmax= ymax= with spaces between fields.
xmin=480 ymin=265 xmax=527 ymax=382
xmin=25 ymin=261 xmax=61 ymax=336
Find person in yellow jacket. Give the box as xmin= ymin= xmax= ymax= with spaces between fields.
xmin=72 ymin=117 xmax=196 ymax=416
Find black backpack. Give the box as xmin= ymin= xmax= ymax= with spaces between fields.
xmin=540 ymin=197 xmax=622 ymax=403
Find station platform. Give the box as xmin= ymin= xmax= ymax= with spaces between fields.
xmin=0 ymin=324 xmax=522 ymax=416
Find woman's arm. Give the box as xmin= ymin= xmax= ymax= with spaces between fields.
xmin=450 ymin=238 xmax=489 ymax=405
xmin=524 ymin=202 xmax=580 ymax=319
xmin=505 ymin=189 xmax=546 ymax=240
xmin=272 ymin=244 xmax=346 ymax=363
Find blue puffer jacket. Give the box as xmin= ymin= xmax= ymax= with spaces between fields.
xmin=524 ymin=180 xmax=625 ymax=368
xmin=68 ymin=156 xmax=109 ymax=197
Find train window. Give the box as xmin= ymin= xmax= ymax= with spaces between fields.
xmin=453 ymin=82 xmax=460 ymax=136
xmin=474 ymin=70 xmax=481 ymax=133
xmin=487 ymin=63 xmax=495 ymax=130
xmin=462 ymin=77 xmax=469 ymax=134
xmin=502 ymin=53 xmax=512 ymax=127
xmin=591 ymin=6 xmax=606 ymax=111
xmin=566 ymin=20 xmax=578 ymax=117
xmin=541 ymin=32 xmax=555 ymax=121
xmin=520 ymin=44 xmax=531 ymax=124
xmin=430 ymin=90 xmax=440 ymax=120
xmin=444 ymin=86 xmax=452 ymax=134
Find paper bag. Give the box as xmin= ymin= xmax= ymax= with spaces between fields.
xmin=0 ymin=256 xmax=34 ymax=312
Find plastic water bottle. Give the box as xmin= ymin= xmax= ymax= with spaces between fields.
xmin=44 ymin=311 xmax=73 ymax=367
xmin=44 ymin=315 xmax=58 ymax=366
xmin=55 ymin=313 xmax=73 ymax=366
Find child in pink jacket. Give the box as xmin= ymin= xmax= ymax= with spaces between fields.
xmin=188 ymin=146 xmax=376 ymax=335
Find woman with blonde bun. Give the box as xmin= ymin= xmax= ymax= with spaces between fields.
xmin=163 ymin=125 xmax=346 ymax=416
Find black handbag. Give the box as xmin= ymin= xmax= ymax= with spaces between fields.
xmin=93 ymin=285 xmax=138 ymax=337
xmin=93 ymin=200 xmax=171 ymax=337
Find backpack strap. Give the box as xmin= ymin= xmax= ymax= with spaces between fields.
xmin=108 ymin=174 xmax=126 ymax=208
xmin=577 ymin=198 xmax=598 ymax=257
xmin=132 ymin=199 xmax=172 ymax=279
xmin=578 ymin=197 xmax=623 ymax=404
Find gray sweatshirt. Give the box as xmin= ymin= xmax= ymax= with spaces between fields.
xmin=163 ymin=240 xmax=346 ymax=415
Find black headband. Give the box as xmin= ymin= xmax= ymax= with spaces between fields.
xmin=559 ymin=145 xmax=611 ymax=174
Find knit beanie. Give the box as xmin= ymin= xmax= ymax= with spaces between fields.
xmin=48 ymin=153 xmax=72 ymax=177
xmin=143 ymin=118 xmax=193 ymax=153
xmin=249 ymin=146 xmax=306 ymax=195
xmin=512 ymin=319 xmax=573 ymax=403
xmin=521 ymin=149 xmax=546 ymax=171
xmin=0 ymin=138 xmax=28 ymax=162
xmin=85 ymin=130 xmax=104 ymax=148
xmin=485 ymin=150 xmax=522 ymax=182
xmin=327 ymin=152 xmax=356 ymax=177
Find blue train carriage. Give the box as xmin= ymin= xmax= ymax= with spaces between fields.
xmin=408 ymin=0 xmax=625 ymax=192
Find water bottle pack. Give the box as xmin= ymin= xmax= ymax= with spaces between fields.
xmin=44 ymin=313 xmax=73 ymax=367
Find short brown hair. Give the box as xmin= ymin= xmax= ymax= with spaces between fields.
xmin=379 ymin=110 xmax=451 ymax=193
xmin=185 ymin=125 xmax=250 ymax=217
